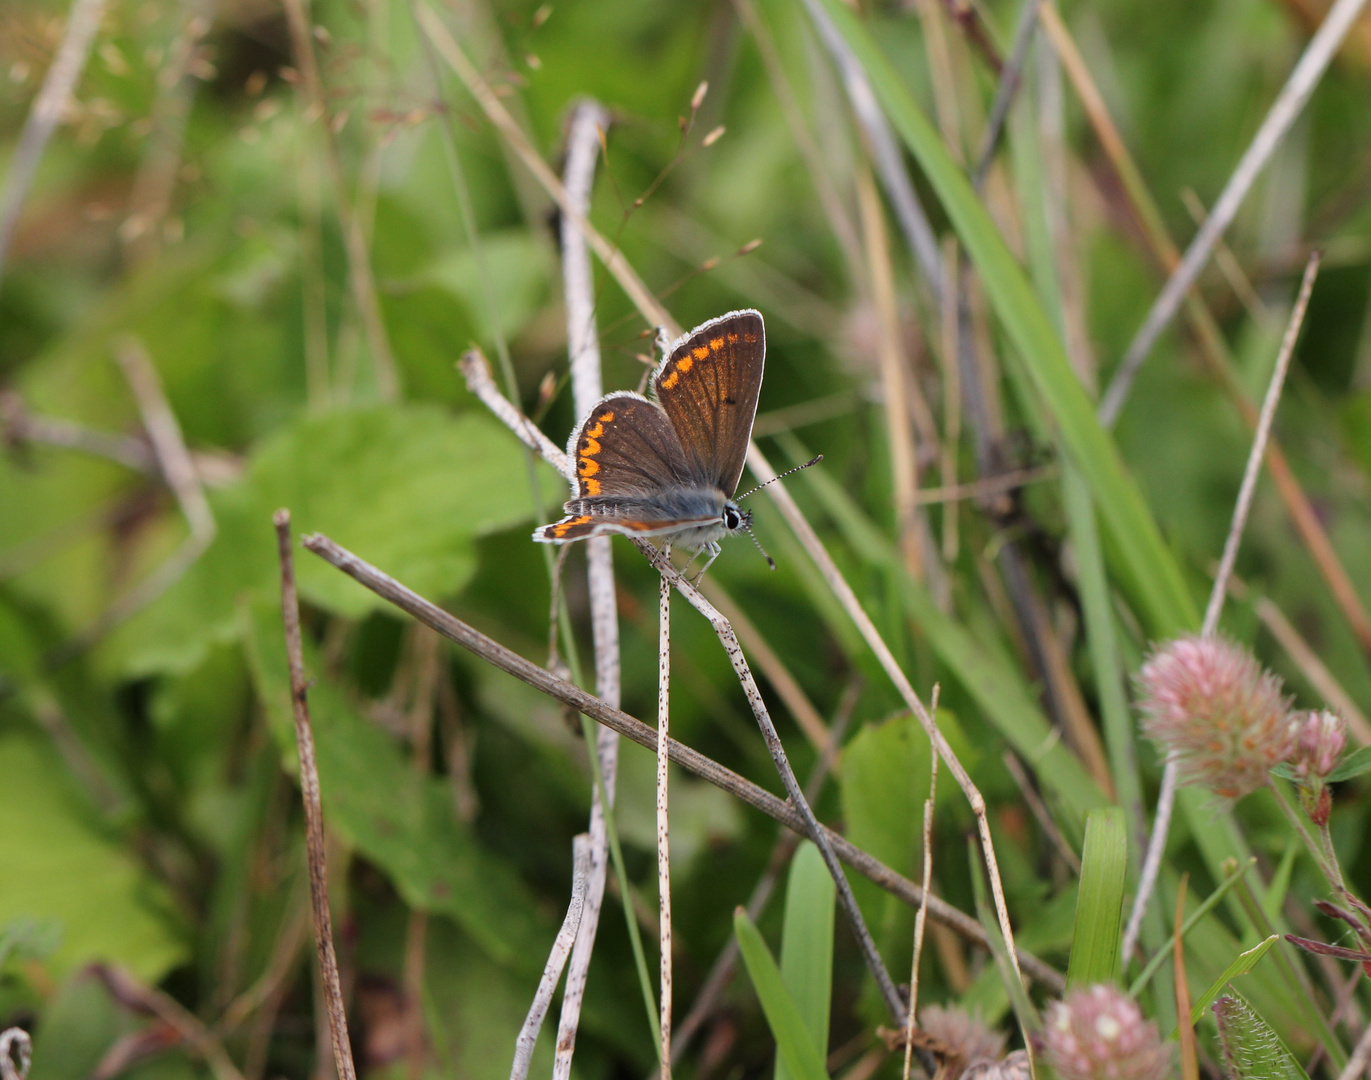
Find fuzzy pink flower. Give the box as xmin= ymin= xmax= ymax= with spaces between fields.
xmin=1137 ymin=635 xmax=1295 ymax=799
xmin=1039 ymin=985 xmax=1171 ymax=1080
xmin=1289 ymin=709 xmax=1346 ymax=825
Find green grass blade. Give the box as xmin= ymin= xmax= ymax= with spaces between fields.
xmin=1067 ymin=808 xmax=1126 ymax=988
xmin=1212 ymin=991 xmax=1312 ymax=1080
xmin=806 ymin=0 xmax=1199 ymax=638
xmin=968 ymin=838 xmax=1041 ymax=1041
xmin=735 ymin=908 xmax=830 ymax=1080
xmin=776 ymin=842 xmax=835 ymax=1080
xmin=1175 ymin=935 xmax=1278 ymax=1035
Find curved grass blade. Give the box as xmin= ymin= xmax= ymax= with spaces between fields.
xmin=734 ymin=908 xmax=830 ymax=1080
xmin=776 ymin=842 xmax=835 ymax=1080
xmin=1213 ymin=991 xmax=1311 ymax=1080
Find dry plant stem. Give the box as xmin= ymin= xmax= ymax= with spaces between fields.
xmin=300 ymin=532 xmax=1065 ymax=994
xmin=1003 ymin=751 xmax=1081 ymax=873
xmin=0 ymin=1027 xmax=31 ymax=1080
xmin=280 ymin=0 xmax=397 ymax=400
xmin=729 ymin=0 xmax=865 ymax=282
xmin=92 ymin=966 xmax=245 ymax=1080
xmin=804 ymin=0 xmax=943 ymax=294
xmin=1337 ymin=1019 xmax=1371 ymax=1080
xmin=552 ymin=98 xmax=622 ymax=1079
xmin=668 ymin=684 xmax=857 ymax=1068
xmin=857 ymin=165 xmax=927 ymax=581
xmin=510 ymin=835 xmax=591 ymax=1080
xmin=746 ymin=445 xmax=1031 ymax=998
xmin=656 ymin=574 xmax=673 ymax=1077
xmin=1120 ymin=253 xmax=1321 ymax=962
xmin=415 ymin=4 xmax=677 ymax=336
xmin=630 ymin=538 xmax=904 ymax=1023
xmin=0 ymin=0 xmax=107 ymax=284
xmin=972 ymin=0 xmax=1041 ymax=189
xmin=938 ymin=240 xmax=961 ymax=562
xmin=273 ymin=512 xmax=358 ymax=1080
xmin=902 ymin=689 xmax=941 ymax=1080
xmin=1040 ymin=5 xmax=1371 ymax=663
xmin=54 ymin=339 xmax=218 ymax=659
xmin=1099 ymin=0 xmax=1367 ymax=424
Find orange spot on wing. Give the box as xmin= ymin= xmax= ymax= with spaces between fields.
xmin=660 ymin=371 xmax=679 ymax=390
xmin=578 ymin=458 xmax=599 ymax=476
xmin=709 ymin=336 xmax=724 ymax=351
xmin=599 ymin=411 xmax=615 ymax=422
xmin=726 ymin=332 xmax=739 ymax=344
xmin=551 ymin=514 xmax=594 ymax=538
xmin=581 ymin=437 xmax=602 ymax=456
xmin=743 ymin=332 xmax=758 ymax=343
xmin=677 ymin=356 xmax=693 ymax=374
xmin=585 ymin=422 xmax=604 ymax=439
xmin=692 ymin=345 xmax=710 ymax=361
xmin=583 ymin=477 xmax=601 ymax=495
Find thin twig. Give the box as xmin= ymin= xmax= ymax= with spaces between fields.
xmin=0 ymin=0 xmax=108 ymax=284
xmin=656 ymin=573 xmax=673 ymax=1077
xmin=510 ymin=835 xmax=591 ymax=1080
xmin=630 ymin=537 xmax=905 ymax=1023
xmin=747 ymin=444 xmax=1032 ymax=1001
xmin=91 ymin=966 xmax=245 ymax=1080
xmin=551 ymin=98 xmax=622 ymax=1080
xmin=274 ymin=511 xmax=358 ymax=1080
xmin=1120 ymin=253 xmax=1321 ymax=962
xmin=902 ymin=687 xmax=940 ymax=1080
xmin=668 ymin=681 xmax=858 ymax=1069
xmin=300 ymin=531 xmax=1065 ymax=993
xmin=1337 ymin=1023 xmax=1371 ymax=1080
xmin=1099 ymin=0 xmax=1367 ymax=425
xmin=1002 ymin=751 xmax=1081 ymax=873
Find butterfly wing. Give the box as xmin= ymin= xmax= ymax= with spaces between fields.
xmin=534 ymin=393 xmax=717 ymax=544
xmin=651 ymin=309 xmax=764 ymax=498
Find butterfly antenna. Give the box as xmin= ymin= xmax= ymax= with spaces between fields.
xmin=735 ymin=455 xmax=823 ymax=502
xmin=743 ymin=522 xmax=776 ymax=570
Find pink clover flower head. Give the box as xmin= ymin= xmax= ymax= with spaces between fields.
xmin=1137 ymin=635 xmax=1294 ymax=799
xmin=1290 ymin=709 xmax=1346 ymax=782
xmin=1039 ymin=984 xmax=1171 ymax=1080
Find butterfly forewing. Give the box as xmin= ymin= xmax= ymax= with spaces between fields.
xmin=651 ymin=309 xmax=764 ymax=497
xmin=566 ymin=393 xmax=691 ymax=500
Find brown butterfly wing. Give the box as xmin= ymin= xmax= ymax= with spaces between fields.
xmin=651 ymin=309 xmax=764 ymax=498
xmin=565 ymin=393 xmax=692 ymax=501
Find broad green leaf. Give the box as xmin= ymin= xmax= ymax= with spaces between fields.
xmin=1328 ymin=744 xmax=1371 ymax=782
xmin=243 ymin=598 xmax=550 ymax=974
xmin=0 ymin=736 xmax=187 ymax=981
xmin=776 ymin=843 xmax=835 ymax=1080
xmin=840 ymin=712 xmax=938 ymax=881
xmin=1212 ymin=991 xmax=1311 ymax=1080
xmin=421 ymin=231 xmax=555 ymax=346
xmin=734 ymin=908 xmax=829 ymax=1080
xmin=1067 ymin=808 xmax=1126 ymax=988
xmin=807 ymin=0 xmax=1199 ymax=640
xmin=101 ymin=404 xmax=541 ymax=676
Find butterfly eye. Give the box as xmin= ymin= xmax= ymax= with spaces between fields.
xmin=723 ymin=506 xmax=742 ymax=530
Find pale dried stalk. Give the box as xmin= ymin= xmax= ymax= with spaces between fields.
xmin=656 ymin=573 xmax=673 ymax=1077
xmin=300 ymin=530 xmax=1066 ymax=993
xmin=0 ymin=0 xmax=107 ymax=283
xmin=902 ymin=688 xmax=940 ymax=1080
xmin=1337 ymin=1023 xmax=1371 ymax=1080
xmin=745 ymin=444 xmax=1031 ymax=998
xmin=1100 ymin=0 xmax=1367 ymax=424
xmin=274 ymin=512 xmax=358 ymax=1080
xmin=552 ymin=98 xmax=621 ymax=1080
xmin=1121 ymin=253 xmax=1321 ymax=961
xmin=509 ymin=835 xmax=591 ymax=1080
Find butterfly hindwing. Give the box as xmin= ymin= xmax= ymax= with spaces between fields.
xmin=651 ymin=309 xmax=764 ymax=498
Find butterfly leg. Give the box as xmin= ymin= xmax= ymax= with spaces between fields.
xmin=691 ymin=542 xmax=722 ymax=584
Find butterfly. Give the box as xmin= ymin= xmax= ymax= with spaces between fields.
xmin=534 ymin=309 xmax=768 ymax=577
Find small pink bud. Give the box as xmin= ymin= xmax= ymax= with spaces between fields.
xmin=1137 ymin=636 xmax=1294 ymax=799
xmin=1039 ymin=985 xmax=1171 ymax=1080
xmin=1291 ymin=709 xmax=1346 ymax=781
